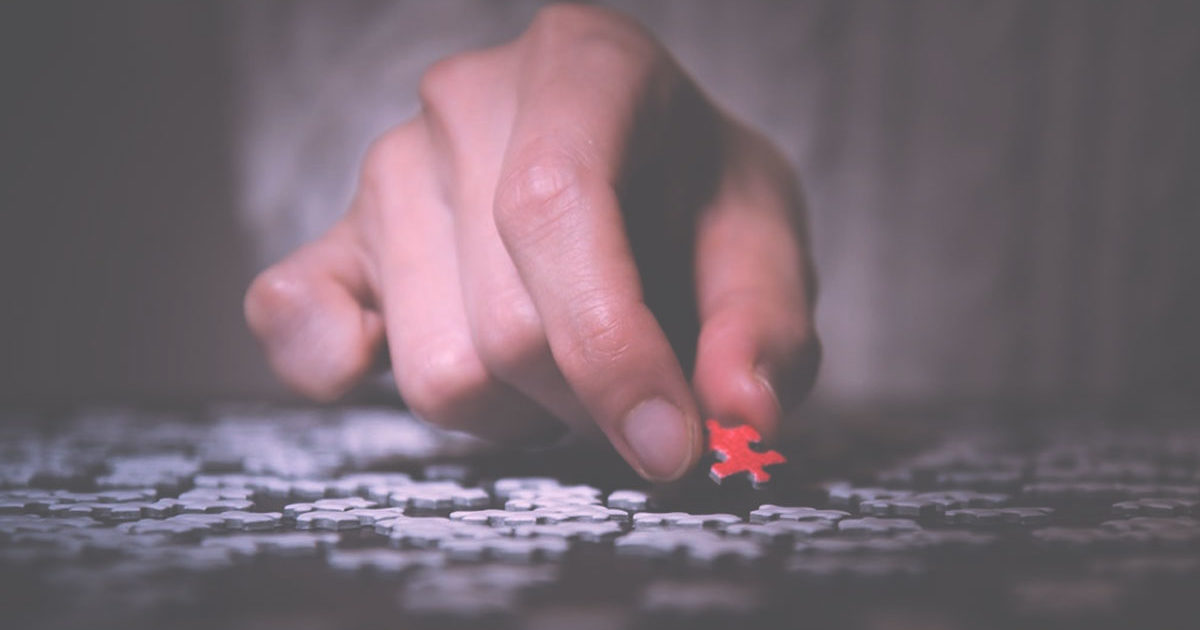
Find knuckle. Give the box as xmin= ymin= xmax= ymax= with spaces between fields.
xmin=528 ymin=4 xmax=658 ymax=70
xmin=355 ymin=123 xmax=426 ymax=241
xmin=493 ymin=152 xmax=584 ymax=244
xmin=528 ymin=4 xmax=600 ymax=38
xmin=359 ymin=126 xmax=409 ymax=193
xmin=398 ymin=341 xmax=489 ymax=425
xmin=563 ymin=297 xmax=634 ymax=374
xmin=529 ymin=4 xmax=638 ymax=42
xmin=417 ymin=53 xmax=479 ymax=114
xmin=474 ymin=297 xmax=546 ymax=376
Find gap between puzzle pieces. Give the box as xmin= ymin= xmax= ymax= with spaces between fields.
xmin=706 ymin=419 xmax=787 ymax=488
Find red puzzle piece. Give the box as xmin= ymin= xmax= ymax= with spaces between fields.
xmin=706 ymin=419 xmax=786 ymax=487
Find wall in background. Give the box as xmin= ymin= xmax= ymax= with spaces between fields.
xmin=0 ymin=2 xmax=275 ymax=402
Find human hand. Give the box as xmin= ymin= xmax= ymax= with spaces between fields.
xmin=244 ymin=5 xmax=819 ymax=481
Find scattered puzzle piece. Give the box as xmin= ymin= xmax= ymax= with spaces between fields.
xmin=327 ymin=548 xmax=444 ymax=574
xmin=5 ymin=402 xmax=1200 ymax=627
xmin=706 ymin=419 xmax=786 ymax=487
xmin=750 ymin=505 xmax=850 ymax=524
xmin=640 ymin=579 xmax=763 ymax=617
xmin=607 ymin=489 xmax=653 ymax=512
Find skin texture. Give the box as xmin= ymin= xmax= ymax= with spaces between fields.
xmin=244 ymin=5 xmax=820 ymax=482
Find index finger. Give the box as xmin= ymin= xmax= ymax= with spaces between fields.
xmin=491 ymin=8 xmax=701 ymax=481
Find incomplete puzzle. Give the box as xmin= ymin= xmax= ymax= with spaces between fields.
xmin=705 ymin=419 xmax=786 ymax=487
xmin=4 ymin=404 xmax=1200 ymax=628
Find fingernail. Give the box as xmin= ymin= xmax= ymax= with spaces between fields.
xmin=753 ymin=364 xmax=783 ymax=416
xmin=623 ymin=398 xmax=693 ymax=481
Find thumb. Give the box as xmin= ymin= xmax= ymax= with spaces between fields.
xmin=691 ymin=134 xmax=819 ymax=441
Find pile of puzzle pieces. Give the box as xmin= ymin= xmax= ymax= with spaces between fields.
xmin=1 ymin=406 xmax=1199 ymax=628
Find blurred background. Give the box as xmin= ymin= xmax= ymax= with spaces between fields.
xmin=2 ymin=0 xmax=1197 ymax=415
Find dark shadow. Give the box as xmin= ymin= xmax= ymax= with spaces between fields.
xmin=0 ymin=1 xmax=276 ymax=406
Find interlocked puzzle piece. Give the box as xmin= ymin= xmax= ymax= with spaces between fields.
xmin=706 ymin=419 xmax=786 ymax=487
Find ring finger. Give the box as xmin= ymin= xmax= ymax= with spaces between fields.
xmin=364 ymin=120 xmax=563 ymax=444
